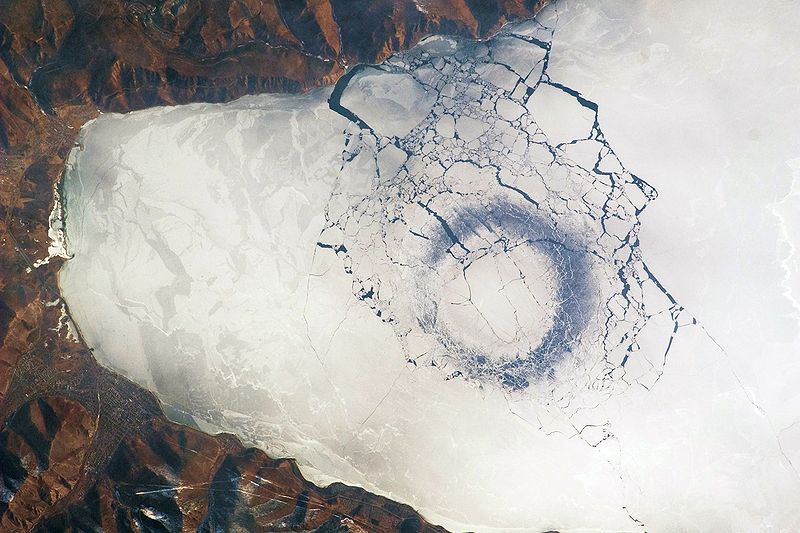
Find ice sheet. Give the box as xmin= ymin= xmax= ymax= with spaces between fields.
xmin=58 ymin=1 xmax=800 ymax=531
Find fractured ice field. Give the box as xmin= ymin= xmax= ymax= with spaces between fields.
xmin=58 ymin=1 xmax=800 ymax=531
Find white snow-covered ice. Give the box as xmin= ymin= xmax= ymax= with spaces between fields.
xmin=58 ymin=0 xmax=800 ymax=531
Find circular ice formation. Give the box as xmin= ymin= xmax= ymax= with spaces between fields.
xmin=56 ymin=2 xmax=800 ymax=530
xmin=430 ymin=232 xmax=559 ymax=361
xmin=319 ymin=21 xmax=665 ymax=394
xmin=414 ymin=201 xmax=594 ymax=390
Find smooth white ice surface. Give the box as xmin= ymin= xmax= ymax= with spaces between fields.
xmin=59 ymin=1 xmax=800 ymax=531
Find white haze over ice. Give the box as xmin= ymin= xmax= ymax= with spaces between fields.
xmin=59 ymin=0 xmax=800 ymax=531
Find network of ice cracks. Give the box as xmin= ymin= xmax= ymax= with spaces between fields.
xmin=56 ymin=14 xmax=692 ymax=512
xmin=54 ymin=4 xmax=800 ymax=530
xmin=319 ymin=18 xmax=684 ymax=404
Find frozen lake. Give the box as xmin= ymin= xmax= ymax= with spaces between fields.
xmin=59 ymin=0 xmax=800 ymax=531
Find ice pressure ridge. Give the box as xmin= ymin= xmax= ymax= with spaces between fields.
xmin=58 ymin=15 xmax=688 ymax=531
xmin=320 ymin=20 xmax=680 ymax=396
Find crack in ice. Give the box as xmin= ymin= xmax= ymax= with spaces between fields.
xmin=319 ymin=18 xmax=684 ymax=403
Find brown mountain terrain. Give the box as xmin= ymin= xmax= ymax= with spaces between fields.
xmin=0 ymin=0 xmax=547 ymax=530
